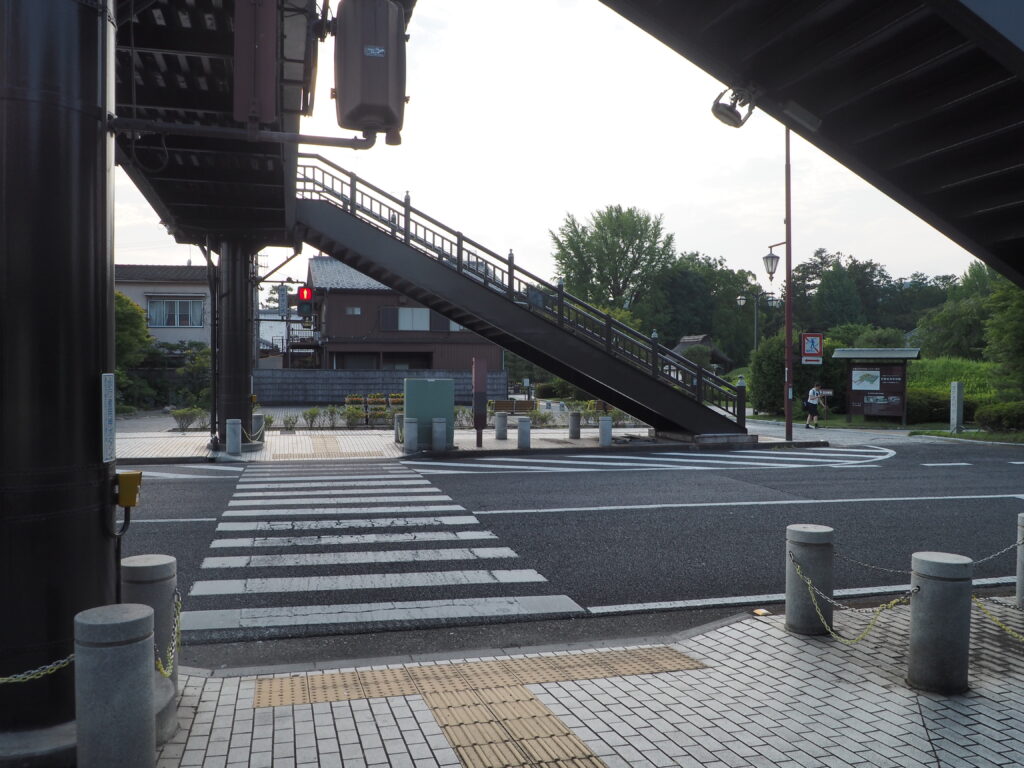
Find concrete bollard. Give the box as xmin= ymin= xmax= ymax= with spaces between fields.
xmin=517 ymin=417 xmax=531 ymax=449
xmin=432 ymin=417 xmax=447 ymax=451
xmin=950 ymin=381 xmax=964 ymax=433
xmin=568 ymin=411 xmax=581 ymax=439
xmin=1018 ymin=513 xmax=1024 ymax=610
xmin=785 ymin=524 xmax=834 ymax=636
xmin=394 ymin=412 xmax=403 ymax=442
xmin=121 ymin=555 xmax=179 ymax=746
xmin=495 ymin=411 xmax=508 ymax=440
xmin=403 ymin=417 xmax=418 ymax=452
xmin=75 ymin=604 xmax=155 ymax=768
xmin=599 ymin=416 xmax=612 ymax=447
xmin=251 ymin=413 xmax=264 ymax=441
xmin=226 ymin=418 xmax=241 ymax=456
xmin=907 ymin=552 xmax=972 ymax=694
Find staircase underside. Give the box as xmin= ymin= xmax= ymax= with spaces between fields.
xmin=296 ymin=199 xmax=744 ymax=436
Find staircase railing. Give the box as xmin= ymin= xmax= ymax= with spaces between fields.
xmin=296 ymin=153 xmax=744 ymax=424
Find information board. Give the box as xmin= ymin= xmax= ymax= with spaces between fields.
xmin=846 ymin=364 xmax=906 ymax=418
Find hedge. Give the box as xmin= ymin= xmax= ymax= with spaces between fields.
xmin=975 ymin=401 xmax=1024 ymax=432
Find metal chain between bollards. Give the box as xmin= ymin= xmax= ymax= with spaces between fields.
xmin=834 ymin=551 xmax=911 ymax=575
xmin=972 ymin=596 xmax=1024 ymax=642
xmin=156 ymin=589 xmax=183 ymax=679
xmin=0 ymin=653 xmax=75 ymax=684
xmin=789 ymin=552 xmax=917 ymax=646
xmin=973 ymin=535 xmax=1024 ymax=566
xmin=242 ymin=423 xmax=264 ymax=442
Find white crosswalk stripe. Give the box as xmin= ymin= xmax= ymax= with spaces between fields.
xmin=402 ymin=445 xmax=895 ymax=474
xmin=182 ymin=461 xmax=581 ymax=636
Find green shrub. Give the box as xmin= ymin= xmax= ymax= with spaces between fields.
xmin=302 ymin=407 xmax=321 ymax=428
xmin=906 ymin=387 xmax=948 ymax=424
xmin=976 ymin=401 xmax=1024 ymax=432
xmin=171 ymin=407 xmax=198 ymax=431
xmin=345 ymin=394 xmax=364 ymax=405
xmin=908 ymin=357 xmax=998 ymax=396
xmin=534 ymin=382 xmax=557 ymax=398
xmin=323 ymin=404 xmax=341 ymax=428
xmin=526 ymin=409 xmax=554 ymax=427
xmin=344 ymin=405 xmax=365 ymax=427
xmin=454 ymin=407 xmax=474 ymax=428
xmin=281 ymin=414 xmax=299 ymax=430
xmin=263 ymin=413 xmax=274 ymax=429
xmin=368 ymin=405 xmax=389 ymax=424
xmin=193 ymin=410 xmax=210 ymax=430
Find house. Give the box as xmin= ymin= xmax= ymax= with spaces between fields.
xmin=252 ymin=256 xmax=507 ymax=404
xmin=671 ymin=334 xmax=733 ymax=371
xmin=115 ymin=264 xmax=211 ymax=347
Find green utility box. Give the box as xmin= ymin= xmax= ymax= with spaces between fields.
xmin=404 ymin=378 xmax=455 ymax=449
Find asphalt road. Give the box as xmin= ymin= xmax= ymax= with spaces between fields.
xmin=119 ymin=436 xmax=1024 ymax=669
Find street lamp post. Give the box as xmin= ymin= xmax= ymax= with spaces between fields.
xmin=735 ymin=290 xmax=780 ymax=353
xmin=713 ymin=90 xmax=797 ymax=438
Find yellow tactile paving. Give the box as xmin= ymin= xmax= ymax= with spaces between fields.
xmin=253 ymin=647 xmax=705 ymax=768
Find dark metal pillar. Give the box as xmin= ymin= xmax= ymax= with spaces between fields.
xmin=0 ymin=0 xmax=117 ymax=744
xmin=216 ymin=241 xmax=255 ymax=444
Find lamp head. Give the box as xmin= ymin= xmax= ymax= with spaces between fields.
xmin=712 ymin=88 xmax=754 ymax=128
xmin=766 ymin=293 xmax=782 ymax=309
xmin=763 ymin=250 xmax=780 ymax=281
xmin=736 ymin=295 xmax=747 ymax=307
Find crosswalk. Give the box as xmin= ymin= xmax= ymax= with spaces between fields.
xmin=402 ymin=446 xmax=895 ymax=475
xmin=181 ymin=462 xmax=582 ymax=638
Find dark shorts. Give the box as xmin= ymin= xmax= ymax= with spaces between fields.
xmin=805 ymin=401 xmax=820 ymax=415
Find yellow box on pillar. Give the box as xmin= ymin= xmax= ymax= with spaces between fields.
xmin=116 ymin=470 xmax=143 ymax=508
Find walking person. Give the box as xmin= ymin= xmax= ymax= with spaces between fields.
xmin=805 ymin=382 xmax=822 ymax=429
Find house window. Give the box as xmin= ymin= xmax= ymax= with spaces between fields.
xmin=147 ymin=297 xmax=204 ymax=327
xmin=345 ymin=307 xmax=362 ymax=316
xmin=398 ymin=307 xmax=430 ymax=330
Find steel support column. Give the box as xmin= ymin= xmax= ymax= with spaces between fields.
xmin=216 ymin=241 xmax=255 ymax=445
xmin=0 ymin=0 xmax=117 ymax=748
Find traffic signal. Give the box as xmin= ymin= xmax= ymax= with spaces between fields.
xmin=297 ymin=286 xmax=314 ymax=318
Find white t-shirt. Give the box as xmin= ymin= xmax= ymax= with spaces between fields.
xmin=807 ymin=387 xmax=821 ymax=405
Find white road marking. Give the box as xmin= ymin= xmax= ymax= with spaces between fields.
xmin=221 ymin=504 xmax=465 ymax=517
xmin=476 ymin=492 xmax=1024 ymax=516
xmin=228 ymin=493 xmax=450 ymax=507
xmin=134 ymin=518 xmax=218 ymax=523
xmin=216 ymin=515 xmax=479 ymax=532
xmin=922 ymin=463 xmax=972 ymax=467
xmin=189 ymin=569 xmax=547 ymax=595
xmin=241 ymin=472 xmax=417 ymax=481
xmin=212 ymin=517 xmax=481 ymax=545
xmin=201 ymin=547 xmax=518 ymax=569
xmin=181 ymin=594 xmax=583 ymax=631
xmin=236 ymin=479 xmax=428 ymax=490
xmin=232 ymin=486 xmax=439 ymax=498
xmin=211 ymin=531 xmax=496 ymax=548
xmin=130 ymin=472 xmax=236 ymax=480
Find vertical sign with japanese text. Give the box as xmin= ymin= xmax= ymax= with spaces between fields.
xmin=101 ymin=373 xmax=116 ymax=463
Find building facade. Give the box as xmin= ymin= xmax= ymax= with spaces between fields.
xmin=114 ymin=264 xmax=211 ymax=346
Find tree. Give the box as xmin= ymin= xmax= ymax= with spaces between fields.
xmin=916 ymin=298 xmax=988 ymax=359
xmin=984 ymin=276 xmax=1024 ymax=395
xmin=630 ymin=259 xmax=713 ymax=344
xmin=115 ymin=291 xmax=152 ymax=369
xmin=550 ymin=205 xmax=676 ymax=309
xmin=813 ymin=266 xmax=864 ymax=328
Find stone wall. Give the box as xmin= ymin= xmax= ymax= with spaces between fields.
xmin=253 ymin=369 xmax=508 ymax=405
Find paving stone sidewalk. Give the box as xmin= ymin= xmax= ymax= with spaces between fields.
xmin=157 ymin=599 xmax=1024 ymax=768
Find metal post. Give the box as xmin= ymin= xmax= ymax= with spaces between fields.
xmin=217 ymin=240 xmax=254 ymax=445
xmin=348 ymin=172 xmax=357 ymax=212
xmin=907 ymin=552 xmax=972 ymax=694
xmin=74 ymin=605 xmax=155 ymax=768
xmin=753 ymin=293 xmax=760 ymax=351
xmin=784 ymin=126 xmax=794 ymax=441
xmin=569 ymin=412 xmax=582 ymax=440
xmin=599 ymin=416 xmax=612 ymax=447
xmin=403 ymin=190 xmax=411 ymax=244
xmin=736 ymin=376 xmax=747 ymax=431
xmin=0 ymin=0 xmax=117 ymax=739
xmin=456 ymin=232 xmax=464 ymax=272
xmin=495 ymin=412 xmax=508 ymax=440
xmin=1018 ymin=513 xmax=1024 ymax=610
xmin=557 ymin=280 xmax=565 ymax=327
xmin=785 ymin=524 xmax=834 ymax=635
xmin=507 ymin=249 xmax=515 ymax=298
xmin=517 ymin=417 xmax=531 ymax=449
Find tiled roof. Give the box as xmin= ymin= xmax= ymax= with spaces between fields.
xmin=308 ymin=256 xmax=390 ymax=291
xmin=115 ymin=264 xmax=208 ymax=283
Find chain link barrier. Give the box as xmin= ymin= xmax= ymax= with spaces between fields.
xmin=789 ymin=552 xmax=917 ymax=646
xmin=834 ymin=551 xmax=911 ymax=575
xmin=155 ymin=590 xmax=183 ymax=679
xmin=972 ymin=596 xmax=1024 ymax=642
xmin=0 ymin=653 xmax=75 ymax=685
xmin=973 ymin=535 xmax=1024 ymax=566
xmin=1 ymin=590 xmax=184 ymax=684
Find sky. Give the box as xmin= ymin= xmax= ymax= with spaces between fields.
xmin=114 ymin=0 xmax=979 ymax=295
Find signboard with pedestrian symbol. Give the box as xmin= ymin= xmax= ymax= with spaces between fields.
xmin=801 ymin=333 xmax=823 ymax=365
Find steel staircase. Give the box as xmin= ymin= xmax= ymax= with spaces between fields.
xmin=294 ymin=154 xmax=745 ymax=436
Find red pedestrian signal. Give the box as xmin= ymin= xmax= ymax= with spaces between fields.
xmin=297 ymin=286 xmax=314 ymax=318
